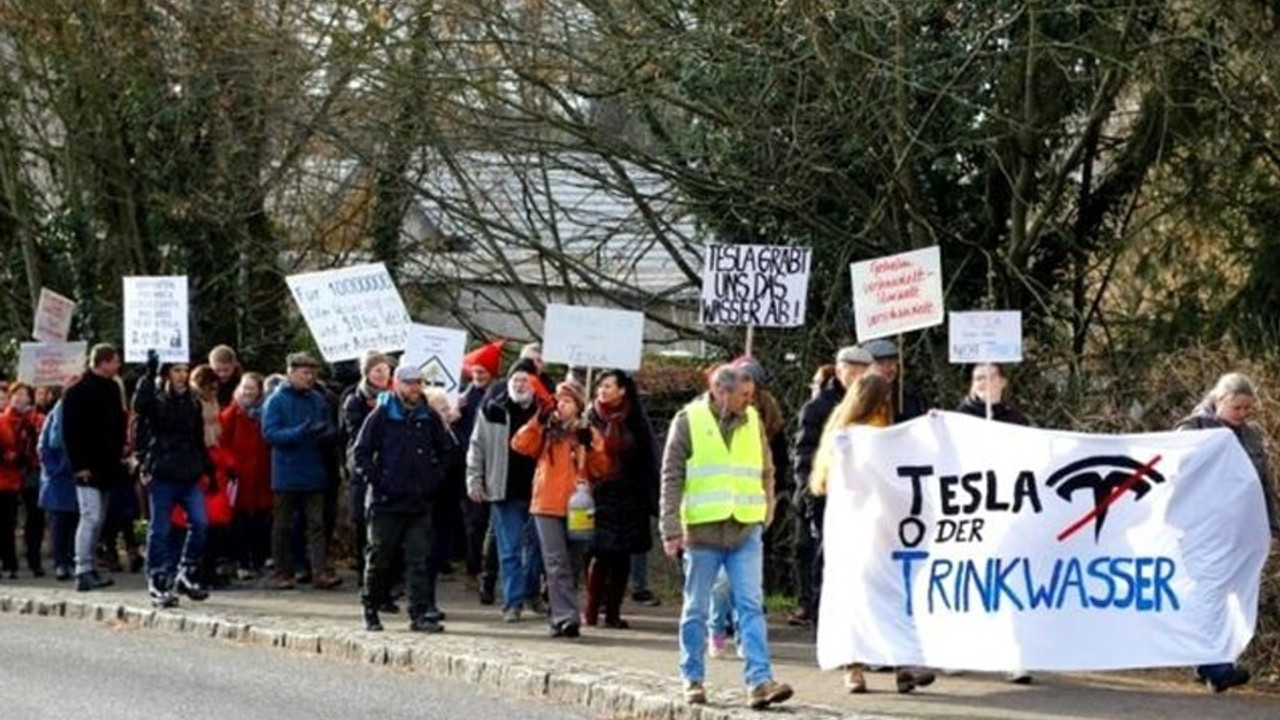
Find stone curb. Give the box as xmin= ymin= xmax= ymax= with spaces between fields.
xmin=0 ymin=593 xmax=894 ymax=720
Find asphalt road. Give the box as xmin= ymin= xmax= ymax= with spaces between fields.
xmin=0 ymin=613 xmax=591 ymax=720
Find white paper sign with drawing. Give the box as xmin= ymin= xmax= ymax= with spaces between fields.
xmin=401 ymin=324 xmax=468 ymax=404
xmin=123 ymin=276 xmax=190 ymax=363
xmin=542 ymin=304 xmax=645 ymax=371
xmin=286 ymin=263 xmax=412 ymax=363
xmin=949 ymin=311 xmax=1023 ymax=364
xmin=17 ymin=342 xmax=88 ymax=386
xmin=33 ymin=288 xmax=76 ymax=343
xmin=699 ymin=244 xmax=812 ymax=327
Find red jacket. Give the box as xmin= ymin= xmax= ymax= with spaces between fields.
xmin=219 ymin=401 xmax=273 ymax=513
xmin=0 ymin=407 xmax=41 ymax=492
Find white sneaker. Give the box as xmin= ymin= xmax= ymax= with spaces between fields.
xmin=709 ymin=634 xmax=730 ymax=659
xmin=1006 ymin=670 xmax=1032 ymax=684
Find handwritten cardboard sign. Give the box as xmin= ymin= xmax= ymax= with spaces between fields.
xmin=123 ymin=276 xmax=190 ymax=363
xmin=401 ymin=324 xmax=468 ymax=404
xmin=850 ymin=246 xmax=944 ymax=342
xmin=285 ymin=263 xmax=412 ymax=363
xmin=699 ymin=244 xmax=812 ymax=327
xmin=948 ymin=311 xmax=1023 ymax=363
xmin=542 ymin=304 xmax=644 ymax=371
xmin=33 ymin=288 xmax=76 ymax=343
xmin=17 ymin=342 xmax=87 ymax=386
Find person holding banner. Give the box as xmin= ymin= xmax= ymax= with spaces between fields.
xmin=659 ymin=364 xmax=793 ymax=710
xmin=133 ymin=352 xmax=215 ymax=607
xmin=38 ymin=391 xmax=79 ymax=581
xmin=955 ymin=363 xmax=1032 ymax=684
xmin=810 ymin=372 xmax=935 ymax=695
xmin=956 ymin=364 xmax=1029 ymax=426
xmin=792 ymin=346 xmax=874 ymax=627
xmin=1175 ymin=372 xmax=1279 ymax=693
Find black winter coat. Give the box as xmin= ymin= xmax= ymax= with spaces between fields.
xmin=61 ymin=371 xmax=129 ymax=490
xmin=955 ymin=396 xmax=1031 ymax=426
xmin=351 ymin=394 xmax=455 ymax=515
xmin=792 ymin=380 xmax=844 ymax=516
xmin=133 ymin=377 xmax=211 ymax=485
xmin=588 ymin=403 xmax=659 ymax=554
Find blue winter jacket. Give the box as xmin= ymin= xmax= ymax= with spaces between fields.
xmin=262 ymin=382 xmax=336 ymax=493
xmin=37 ymin=400 xmax=78 ymax=513
xmin=350 ymin=392 xmax=454 ymax=514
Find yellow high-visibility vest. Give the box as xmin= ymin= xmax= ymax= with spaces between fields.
xmin=680 ymin=401 xmax=766 ymax=526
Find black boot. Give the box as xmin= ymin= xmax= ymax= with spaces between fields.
xmin=175 ymin=566 xmax=210 ymax=601
xmin=478 ymin=574 xmax=496 ymax=605
xmin=363 ymin=605 xmax=384 ymax=632
xmin=149 ymin=574 xmax=178 ymax=608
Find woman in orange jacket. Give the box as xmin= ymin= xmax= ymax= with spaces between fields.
xmin=0 ymin=383 xmax=43 ymax=578
xmin=512 ymin=381 xmax=609 ymax=638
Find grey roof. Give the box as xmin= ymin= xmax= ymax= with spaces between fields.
xmin=401 ymin=152 xmax=704 ymax=299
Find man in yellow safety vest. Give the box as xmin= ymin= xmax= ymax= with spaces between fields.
xmin=659 ymin=364 xmax=793 ymax=710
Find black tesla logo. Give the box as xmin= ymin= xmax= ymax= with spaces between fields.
xmin=1046 ymin=455 xmax=1166 ymax=542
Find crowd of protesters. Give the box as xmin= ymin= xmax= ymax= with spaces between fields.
xmin=1 ymin=334 xmax=1276 ymax=710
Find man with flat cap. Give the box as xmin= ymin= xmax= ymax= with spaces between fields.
xmin=263 ymin=352 xmax=342 ymax=590
xmin=861 ymin=338 xmax=926 ymax=423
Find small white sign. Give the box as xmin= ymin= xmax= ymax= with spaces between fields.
xmin=401 ymin=324 xmax=468 ymax=404
xmin=123 ymin=276 xmax=190 ymax=363
xmin=699 ymin=244 xmax=812 ymax=327
xmin=285 ymin=263 xmax=412 ymax=363
xmin=543 ymin=304 xmax=644 ymax=371
xmin=948 ymin=311 xmax=1023 ymax=363
xmin=850 ymin=246 xmax=945 ymax=342
xmin=33 ymin=288 xmax=76 ymax=343
xmin=17 ymin=342 xmax=88 ymax=386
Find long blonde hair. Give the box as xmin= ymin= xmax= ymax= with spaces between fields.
xmin=809 ymin=373 xmax=892 ymax=497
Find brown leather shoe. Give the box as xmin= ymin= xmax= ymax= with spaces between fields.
xmin=748 ymin=680 xmax=794 ymax=709
xmin=684 ymin=681 xmax=707 ymax=705
xmin=313 ymin=573 xmax=344 ymax=590
xmin=268 ymin=572 xmax=295 ymax=590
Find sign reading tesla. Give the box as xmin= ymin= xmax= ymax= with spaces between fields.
xmin=817 ymin=412 xmax=1271 ymax=672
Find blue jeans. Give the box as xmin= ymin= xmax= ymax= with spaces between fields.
xmin=679 ymin=525 xmax=772 ymax=686
xmin=708 ymin=568 xmax=734 ymax=637
xmin=147 ymin=481 xmax=207 ymax=578
xmin=491 ymin=500 xmax=541 ymax=612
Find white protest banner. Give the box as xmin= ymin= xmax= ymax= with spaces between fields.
xmin=17 ymin=342 xmax=87 ymax=386
xmin=948 ymin=311 xmax=1023 ymax=363
xmin=285 ymin=263 xmax=412 ymax=363
xmin=542 ymin=303 xmax=644 ymax=371
xmin=401 ymin=324 xmax=468 ymax=404
xmin=850 ymin=246 xmax=944 ymax=342
xmin=33 ymin=288 xmax=76 ymax=343
xmin=699 ymin=244 xmax=811 ymax=327
xmin=818 ymin=412 xmax=1271 ymax=672
xmin=123 ymin=276 xmax=190 ymax=363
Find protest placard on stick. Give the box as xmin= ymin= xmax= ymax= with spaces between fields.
xmin=543 ymin=304 xmax=644 ymax=371
xmin=700 ymin=244 xmax=812 ymax=329
xmin=401 ymin=324 xmax=468 ymax=404
xmin=285 ymin=263 xmax=411 ymax=363
xmin=17 ymin=342 xmax=87 ymax=386
xmin=849 ymin=246 xmax=944 ymax=342
xmin=123 ymin=276 xmax=190 ymax=363
xmin=33 ymin=288 xmax=76 ymax=343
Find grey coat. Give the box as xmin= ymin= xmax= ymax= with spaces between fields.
xmin=466 ymin=395 xmax=535 ymax=503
